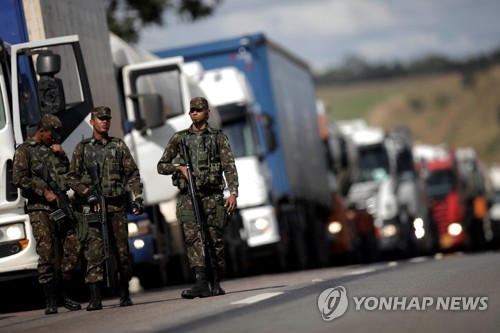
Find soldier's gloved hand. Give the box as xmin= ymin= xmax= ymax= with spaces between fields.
xmin=85 ymin=191 xmax=99 ymax=207
xmin=131 ymin=199 xmax=144 ymax=215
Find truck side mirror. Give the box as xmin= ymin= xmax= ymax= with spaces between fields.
xmin=36 ymin=51 xmax=66 ymax=114
xmin=138 ymin=93 xmax=164 ymax=130
xmin=261 ymin=114 xmax=277 ymax=152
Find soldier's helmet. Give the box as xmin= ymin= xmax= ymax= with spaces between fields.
xmin=40 ymin=114 xmax=62 ymax=140
xmin=190 ymin=97 xmax=209 ymax=111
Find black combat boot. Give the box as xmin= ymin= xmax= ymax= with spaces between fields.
xmin=211 ymin=279 xmax=226 ymax=296
xmin=181 ymin=266 xmax=211 ymax=299
xmin=119 ymin=279 xmax=133 ymax=307
xmin=62 ymin=280 xmax=82 ymax=311
xmin=209 ymin=267 xmax=226 ymax=296
xmin=86 ymin=282 xmax=103 ymax=311
xmin=42 ymin=283 xmax=58 ymax=315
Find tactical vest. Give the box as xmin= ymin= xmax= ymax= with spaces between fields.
xmin=172 ymin=128 xmax=225 ymax=192
xmin=26 ymin=142 xmax=69 ymax=191
xmin=80 ymin=137 xmax=125 ymax=198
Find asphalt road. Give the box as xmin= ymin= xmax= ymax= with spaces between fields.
xmin=1 ymin=251 xmax=499 ymax=333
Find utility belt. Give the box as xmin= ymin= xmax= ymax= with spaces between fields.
xmin=179 ymin=188 xmax=222 ymax=197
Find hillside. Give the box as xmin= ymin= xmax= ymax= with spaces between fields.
xmin=317 ymin=65 xmax=500 ymax=165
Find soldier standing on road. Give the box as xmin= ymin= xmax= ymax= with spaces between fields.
xmin=157 ymin=97 xmax=238 ymax=298
xmin=12 ymin=114 xmax=82 ymax=315
xmin=67 ymin=106 xmax=144 ymax=309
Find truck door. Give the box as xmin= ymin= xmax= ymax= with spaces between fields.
xmin=121 ymin=57 xmax=192 ymax=205
xmin=10 ymin=35 xmax=93 ymax=158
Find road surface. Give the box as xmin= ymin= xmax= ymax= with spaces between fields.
xmin=1 ymin=251 xmax=499 ymax=333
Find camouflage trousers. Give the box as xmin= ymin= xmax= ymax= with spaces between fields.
xmin=29 ymin=210 xmax=81 ymax=284
xmin=61 ymin=226 xmax=104 ymax=284
xmin=30 ymin=210 xmax=105 ymax=284
xmin=107 ymin=210 xmax=132 ymax=282
xmin=177 ymin=192 xmax=226 ymax=269
xmin=81 ymin=229 xmax=104 ymax=284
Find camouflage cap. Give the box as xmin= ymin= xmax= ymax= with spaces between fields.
xmin=91 ymin=106 xmax=112 ymax=119
xmin=40 ymin=114 xmax=62 ymax=140
xmin=190 ymin=97 xmax=208 ymax=111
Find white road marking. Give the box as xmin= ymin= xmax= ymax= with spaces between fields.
xmin=344 ymin=268 xmax=376 ymax=276
xmin=231 ymin=292 xmax=284 ymax=305
xmin=409 ymin=256 xmax=428 ymax=263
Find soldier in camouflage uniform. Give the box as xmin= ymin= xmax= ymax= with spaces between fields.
xmin=12 ymin=114 xmax=82 ymax=315
xmin=67 ymin=106 xmax=144 ymax=310
xmin=157 ymin=97 xmax=239 ymax=298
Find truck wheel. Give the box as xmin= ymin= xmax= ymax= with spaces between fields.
xmin=288 ymin=229 xmax=308 ymax=270
xmin=137 ymin=264 xmax=168 ymax=289
xmin=224 ymin=243 xmax=248 ymax=278
xmin=269 ymin=242 xmax=287 ymax=273
xmin=166 ymin=254 xmax=192 ymax=284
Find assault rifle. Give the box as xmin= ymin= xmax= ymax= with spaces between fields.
xmin=180 ymin=138 xmax=219 ymax=280
xmin=88 ymin=165 xmax=119 ymax=295
xmin=32 ymin=163 xmax=77 ymax=231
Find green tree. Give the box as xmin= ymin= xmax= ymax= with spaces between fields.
xmin=105 ymin=0 xmax=222 ymax=44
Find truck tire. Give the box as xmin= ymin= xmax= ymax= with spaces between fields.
xmin=137 ymin=263 xmax=168 ymax=290
xmin=223 ymin=213 xmax=248 ymax=277
xmin=286 ymin=206 xmax=308 ymax=270
xmin=306 ymin=206 xmax=330 ymax=268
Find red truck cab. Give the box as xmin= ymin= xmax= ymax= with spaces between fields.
xmin=414 ymin=146 xmax=466 ymax=250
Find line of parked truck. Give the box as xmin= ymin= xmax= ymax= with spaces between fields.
xmin=126 ymin=33 xmax=500 ymax=286
xmin=1 ymin=0 xmax=499 ymax=293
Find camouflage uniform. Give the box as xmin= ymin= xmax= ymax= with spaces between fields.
xmin=157 ymin=102 xmax=239 ymax=273
xmin=12 ymin=114 xmax=82 ymax=314
xmin=12 ymin=118 xmax=81 ymax=284
xmin=67 ymin=108 xmax=143 ymax=287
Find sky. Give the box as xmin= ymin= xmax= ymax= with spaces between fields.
xmin=137 ymin=0 xmax=500 ymax=73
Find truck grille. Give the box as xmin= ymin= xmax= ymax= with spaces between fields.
xmin=430 ymin=199 xmax=450 ymax=233
xmin=6 ymin=160 xmax=18 ymax=202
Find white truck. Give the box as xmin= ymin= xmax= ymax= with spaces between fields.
xmin=0 ymin=0 xmax=118 ymax=282
xmin=0 ymin=35 xmax=97 ymax=281
xmin=198 ymin=66 xmax=283 ymax=275
xmin=109 ymin=32 xmax=221 ymax=287
xmin=0 ymin=0 xmax=213 ymax=289
xmin=339 ymin=121 xmax=435 ymax=257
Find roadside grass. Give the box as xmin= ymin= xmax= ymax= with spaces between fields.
xmin=316 ymin=66 xmax=500 ymax=165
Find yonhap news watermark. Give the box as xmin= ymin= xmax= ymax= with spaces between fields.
xmin=317 ymin=286 xmax=488 ymax=321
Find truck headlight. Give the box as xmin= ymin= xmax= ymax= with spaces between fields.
xmin=250 ymin=217 xmax=270 ymax=236
xmin=328 ymin=221 xmax=342 ymax=234
xmin=413 ymin=218 xmax=425 ymax=239
xmin=128 ymin=218 xmax=152 ymax=236
xmin=128 ymin=222 xmax=139 ymax=236
xmin=133 ymin=239 xmax=145 ymax=250
xmin=0 ymin=223 xmax=26 ymax=242
xmin=254 ymin=218 xmax=269 ymax=231
xmin=448 ymin=223 xmax=463 ymax=236
xmin=382 ymin=224 xmax=398 ymax=237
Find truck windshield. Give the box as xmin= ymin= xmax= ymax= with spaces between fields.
xmin=223 ymin=118 xmax=257 ymax=158
xmin=426 ymin=169 xmax=456 ymax=197
xmin=357 ymin=144 xmax=390 ymax=182
xmin=135 ymin=71 xmax=183 ymax=120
